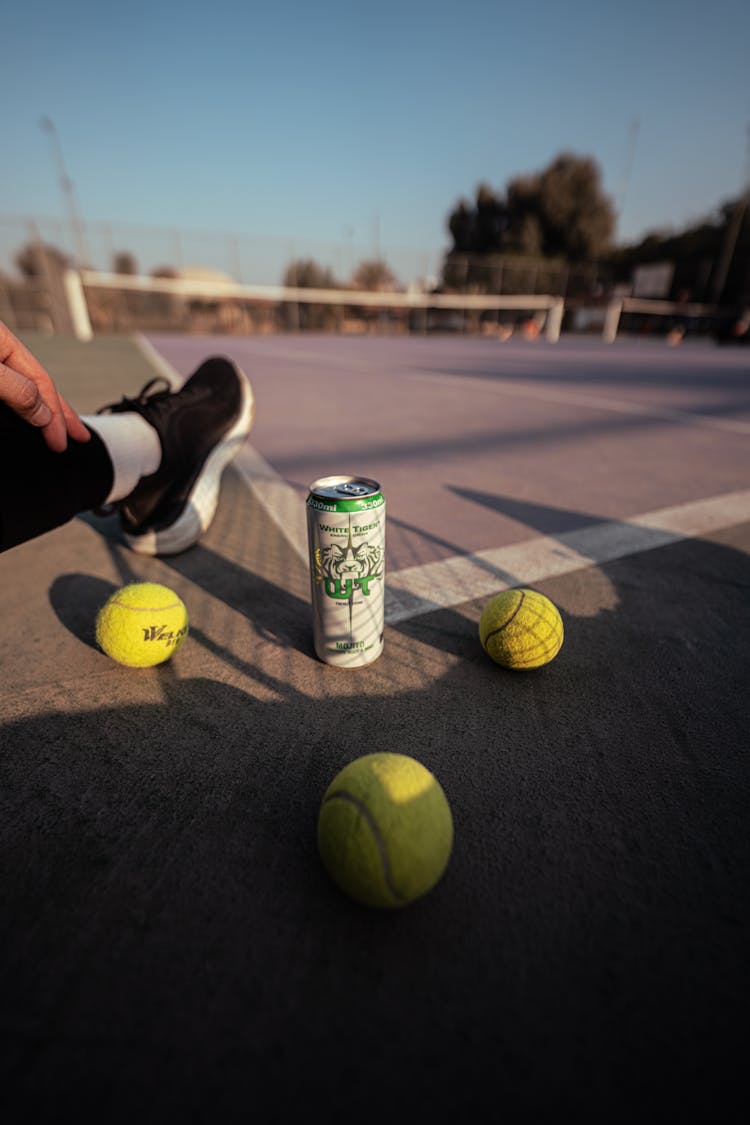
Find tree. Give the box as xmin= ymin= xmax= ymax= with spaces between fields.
xmin=612 ymin=196 xmax=750 ymax=305
xmin=442 ymin=153 xmax=616 ymax=292
xmin=15 ymin=241 xmax=71 ymax=279
xmin=113 ymin=251 xmax=138 ymax=275
xmin=508 ymin=154 xmax=615 ymax=260
xmin=281 ymin=258 xmax=340 ymax=330
xmin=447 ymin=184 xmax=509 ymax=255
xmin=282 ymin=259 xmax=339 ymax=289
xmin=350 ymin=259 xmax=398 ymax=291
xmin=446 ymin=184 xmax=508 ymax=257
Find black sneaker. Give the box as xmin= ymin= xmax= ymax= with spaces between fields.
xmin=97 ymin=356 xmax=255 ymax=556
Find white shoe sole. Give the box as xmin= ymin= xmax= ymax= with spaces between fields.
xmin=124 ymin=366 xmax=255 ymax=556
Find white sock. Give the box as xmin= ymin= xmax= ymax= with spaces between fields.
xmin=83 ymin=413 xmax=162 ymax=504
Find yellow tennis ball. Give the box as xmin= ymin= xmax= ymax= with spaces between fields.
xmin=318 ymin=752 xmax=453 ymax=909
xmin=95 ymin=582 xmax=189 ymax=668
xmin=479 ymin=587 xmax=563 ymax=669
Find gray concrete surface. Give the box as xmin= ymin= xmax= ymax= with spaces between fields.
xmin=1 ymin=332 xmax=749 ymax=1123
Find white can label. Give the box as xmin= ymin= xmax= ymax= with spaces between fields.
xmin=307 ymin=505 xmax=385 ymax=667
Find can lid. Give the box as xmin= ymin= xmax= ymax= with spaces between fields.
xmin=308 ymin=475 xmax=381 ymax=501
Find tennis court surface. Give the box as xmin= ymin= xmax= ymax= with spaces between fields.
xmin=1 ymin=332 xmax=748 ymax=1121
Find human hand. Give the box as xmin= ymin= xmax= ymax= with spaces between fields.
xmin=0 ymin=320 xmax=90 ymax=452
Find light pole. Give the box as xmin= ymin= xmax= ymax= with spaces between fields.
xmin=342 ymin=224 xmax=354 ymax=281
xmin=373 ymin=214 xmax=381 ymax=262
xmin=616 ymin=117 xmax=640 ymax=238
xmin=39 ymin=116 xmax=90 ymax=268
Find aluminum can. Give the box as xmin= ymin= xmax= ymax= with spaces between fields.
xmin=306 ymin=476 xmax=385 ymax=667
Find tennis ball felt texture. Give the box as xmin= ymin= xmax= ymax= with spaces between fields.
xmin=318 ymin=752 xmax=453 ymax=909
xmin=95 ymin=582 xmax=189 ymax=667
xmin=479 ymin=587 xmax=563 ymax=669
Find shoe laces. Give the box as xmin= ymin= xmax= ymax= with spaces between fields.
xmin=96 ymin=376 xmax=174 ymax=416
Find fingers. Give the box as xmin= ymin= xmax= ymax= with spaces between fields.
xmin=0 ymin=361 xmax=51 ymax=424
xmin=0 ymin=320 xmax=90 ymax=451
xmin=0 ymin=356 xmax=66 ymax=451
xmin=60 ymin=392 xmax=92 ymax=444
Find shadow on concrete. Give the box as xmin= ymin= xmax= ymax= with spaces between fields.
xmin=74 ymin=510 xmax=315 ymax=662
xmin=412 ymin=342 xmax=750 ymax=398
xmin=3 ymin=518 xmax=750 ymax=1119
xmin=447 ymin=487 xmax=605 ymax=535
xmin=266 ymin=406 xmax=732 ymax=481
xmin=49 ymin=574 xmax=118 ymax=651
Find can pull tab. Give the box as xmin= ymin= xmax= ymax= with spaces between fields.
xmin=336 ymin=483 xmax=370 ymax=496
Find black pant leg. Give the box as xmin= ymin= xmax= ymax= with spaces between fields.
xmin=0 ymin=405 xmax=114 ymax=553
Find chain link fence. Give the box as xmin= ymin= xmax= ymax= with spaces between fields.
xmin=0 ymin=213 xmax=441 ymax=290
xmin=2 ymin=213 xmax=738 ymax=342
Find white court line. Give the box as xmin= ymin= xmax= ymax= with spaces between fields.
xmin=135 ymin=333 xmax=183 ymax=389
xmin=233 ymin=444 xmax=309 ymax=560
xmin=384 ymin=489 xmax=750 ymax=623
xmin=233 ymin=446 xmax=750 ymax=623
xmin=136 ymin=340 xmax=750 ymax=625
xmin=407 ymin=372 xmax=750 ymax=436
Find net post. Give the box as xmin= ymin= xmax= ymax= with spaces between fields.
xmin=603 ymin=299 xmax=623 ymax=343
xmin=62 ymin=269 xmax=93 ymax=340
xmin=545 ymin=298 xmax=564 ymax=341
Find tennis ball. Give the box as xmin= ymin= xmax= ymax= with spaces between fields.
xmin=479 ymin=587 xmax=563 ymax=669
xmin=318 ymin=752 xmax=453 ymax=909
xmin=95 ymin=582 xmax=188 ymax=668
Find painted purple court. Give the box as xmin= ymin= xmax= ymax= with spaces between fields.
xmin=146 ymin=332 xmax=750 ymax=572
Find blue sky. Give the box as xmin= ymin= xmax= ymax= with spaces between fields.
xmin=4 ymin=0 xmax=750 ymax=284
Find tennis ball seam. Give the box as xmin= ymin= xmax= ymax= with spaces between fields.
xmin=95 ymin=583 xmax=188 ymax=667
xmin=108 ymin=598 xmax=184 ymax=613
xmin=482 ymin=588 xmax=525 ymax=645
xmin=322 ymin=789 xmax=406 ymax=904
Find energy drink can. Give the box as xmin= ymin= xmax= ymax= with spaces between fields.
xmin=306 ymin=476 xmax=385 ymax=667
